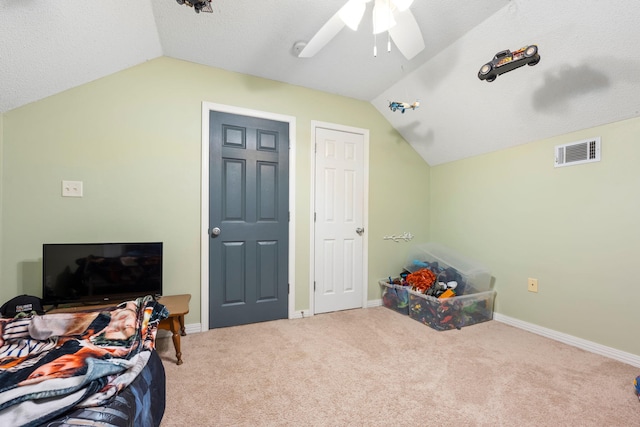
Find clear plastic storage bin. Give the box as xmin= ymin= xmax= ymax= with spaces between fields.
xmin=401 ymin=242 xmax=495 ymax=330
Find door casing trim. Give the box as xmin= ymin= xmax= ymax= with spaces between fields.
xmin=309 ymin=121 xmax=369 ymax=316
xmin=201 ymin=102 xmax=296 ymax=330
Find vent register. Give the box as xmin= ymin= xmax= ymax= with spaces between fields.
xmin=554 ymin=137 xmax=601 ymax=168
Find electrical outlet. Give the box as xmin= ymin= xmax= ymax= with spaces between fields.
xmin=527 ymin=278 xmax=538 ymax=293
xmin=62 ymin=180 xmax=83 ymax=197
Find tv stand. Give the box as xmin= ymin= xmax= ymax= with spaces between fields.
xmin=45 ymin=300 xmax=123 ymax=312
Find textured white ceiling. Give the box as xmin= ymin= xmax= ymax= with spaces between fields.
xmin=373 ymin=0 xmax=640 ymax=165
xmin=0 ymin=1 xmax=162 ymax=114
xmin=1 ymin=0 xmax=639 ymax=165
xmin=150 ymin=0 xmax=510 ymax=102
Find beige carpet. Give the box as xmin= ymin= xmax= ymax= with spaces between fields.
xmin=155 ymin=307 xmax=639 ymax=426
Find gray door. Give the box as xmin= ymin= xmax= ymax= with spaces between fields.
xmin=209 ymin=111 xmax=289 ymax=328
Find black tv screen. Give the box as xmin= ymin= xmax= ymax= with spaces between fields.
xmin=42 ymin=242 xmax=163 ymax=306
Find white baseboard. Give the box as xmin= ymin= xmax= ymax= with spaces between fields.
xmin=184 ymin=323 xmax=202 ymax=334
xmin=493 ymin=313 xmax=640 ymax=368
xmin=289 ymin=300 xmax=382 ymax=319
xmin=159 ymin=323 xmax=202 ymax=337
xmin=368 ymin=298 xmax=382 ymax=308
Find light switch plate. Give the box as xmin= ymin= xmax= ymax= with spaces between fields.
xmin=62 ymin=180 xmax=83 ymax=197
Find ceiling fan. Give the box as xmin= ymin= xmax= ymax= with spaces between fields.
xmin=297 ymin=0 xmax=425 ymax=60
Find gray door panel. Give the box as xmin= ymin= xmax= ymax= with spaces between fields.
xmin=209 ymin=111 xmax=289 ymax=328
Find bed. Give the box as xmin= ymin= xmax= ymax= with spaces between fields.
xmin=0 ymin=296 xmax=167 ymax=427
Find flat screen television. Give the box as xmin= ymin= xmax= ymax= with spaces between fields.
xmin=42 ymin=242 xmax=163 ymax=307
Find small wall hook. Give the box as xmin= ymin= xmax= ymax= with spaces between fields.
xmin=383 ymin=232 xmax=414 ymax=243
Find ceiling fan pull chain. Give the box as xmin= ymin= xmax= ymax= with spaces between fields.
xmin=374 ymin=33 xmax=378 ymax=57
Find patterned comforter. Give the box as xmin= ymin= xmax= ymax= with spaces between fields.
xmin=0 ymin=296 xmax=168 ymax=427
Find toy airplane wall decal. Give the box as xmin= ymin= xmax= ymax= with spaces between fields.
xmin=389 ymin=100 xmax=420 ymax=113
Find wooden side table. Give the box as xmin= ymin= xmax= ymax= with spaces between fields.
xmin=157 ymin=294 xmax=191 ymax=365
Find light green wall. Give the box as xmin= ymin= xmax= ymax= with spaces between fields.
xmin=430 ymin=117 xmax=640 ymax=356
xmin=0 ymin=57 xmax=431 ymax=324
xmin=3 ymin=56 xmax=638 ymax=357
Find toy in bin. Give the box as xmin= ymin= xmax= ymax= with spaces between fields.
xmin=406 ymin=260 xmax=466 ymax=298
xmin=380 ymin=277 xmax=410 ymax=315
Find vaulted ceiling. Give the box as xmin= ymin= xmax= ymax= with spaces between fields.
xmin=2 ymin=0 xmax=639 ymax=165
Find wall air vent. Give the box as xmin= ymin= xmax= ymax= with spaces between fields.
xmin=554 ymin=137 xmax=601 ymax=168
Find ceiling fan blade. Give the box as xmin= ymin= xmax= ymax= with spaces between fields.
xmin=390 ymin=0 xmax=414 ymax=12
xmin=298 ymin=12 xmax=346 ymax=58
xmin=388 ymin=8 xmax=425 ymax=60
xmin=339 ymin=0 xmax=367 ymax=31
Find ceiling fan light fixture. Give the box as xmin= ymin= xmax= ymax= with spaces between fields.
xmin=339 ymin=0 xmax=367 ymax=31
xmin=372 ymin=0 xmax=397 ymax=34
xmin=390 ymin=0 xmax=414 ymax=12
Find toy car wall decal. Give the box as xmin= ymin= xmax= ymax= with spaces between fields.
xmin=389 ymin=100 xmax=420 ymax=113
xmin=478 ymin=45 xmax=540 ymax=82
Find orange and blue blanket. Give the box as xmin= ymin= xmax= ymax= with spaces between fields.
xmin=0 ymin=296 xmax=168 ymax=427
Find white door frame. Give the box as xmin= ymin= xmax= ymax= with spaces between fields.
xmin=309 ymin=121 xmax=369 ymax=316
xmin=200 ymin=102 xmax=296 ymax=330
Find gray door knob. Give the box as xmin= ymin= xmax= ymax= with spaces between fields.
xmin=356 ymin=227 xmax=364 ymax=235
xmin=211 ymin=227 xmax=221 ymax=237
